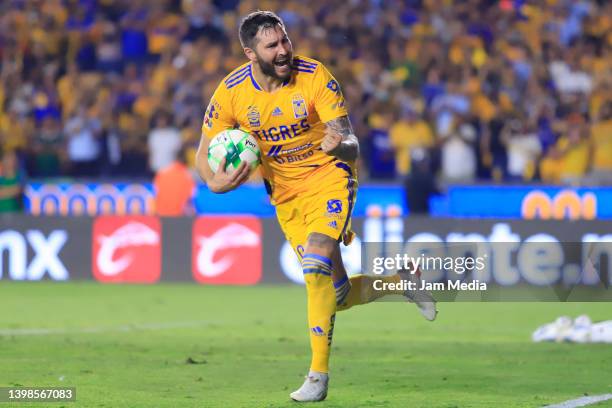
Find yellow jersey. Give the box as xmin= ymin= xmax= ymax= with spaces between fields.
xmin=202 ymin=55 xmax=349 ymax=204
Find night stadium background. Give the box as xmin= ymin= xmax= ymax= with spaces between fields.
xmin=1 ymin=0 xmax=612 ymax=407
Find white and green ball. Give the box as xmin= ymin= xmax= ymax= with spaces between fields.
xmin=207 ymin=129 xmax=261 ymax=174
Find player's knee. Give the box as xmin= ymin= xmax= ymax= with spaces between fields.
xmin=305 ymin=232 xmax=336 ymax=255
xmin=302 ymin=253 xmax=333 ymax=287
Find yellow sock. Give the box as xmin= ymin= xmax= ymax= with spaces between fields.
xmin=302 ymin=254 xmax=337 ymax=374
xmin=336 ymin=274 xmax=403 ymax=312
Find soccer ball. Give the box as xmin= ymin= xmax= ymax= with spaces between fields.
xmin=207 ymin=129 xmax=261 ymax=174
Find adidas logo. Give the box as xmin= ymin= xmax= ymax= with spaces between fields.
xmin=327 ymin=220 xmax=338 ymax=229
xmin=311 ymin=326 xmax=325 ymax=336
xmin=272 ymin=107 xmax=283 ymax=116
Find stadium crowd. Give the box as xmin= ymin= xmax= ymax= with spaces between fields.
xmin=0 ymin=0 xmax=611 ymax=187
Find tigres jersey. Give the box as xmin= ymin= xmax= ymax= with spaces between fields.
xmin=202 ymin=55 xmax=350 ymax=204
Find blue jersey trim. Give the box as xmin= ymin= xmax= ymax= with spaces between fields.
xmin=248 ymin=67 xmax=262 ymax=91
xmin=333 ymin=274 xmax=349 ymax=289
xmin=293 ymin=59 xmax=318 ymax=69
xmin=225 ymin=65 xmax=250 ymax=84
xmin=335 ymin=162 xmax=355 ymax=242
xmin=302 ymin=253 xmax=333 ymax=267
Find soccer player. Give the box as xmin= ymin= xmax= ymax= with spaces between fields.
xmin=196 ymin=11 xmax=437 ymax=402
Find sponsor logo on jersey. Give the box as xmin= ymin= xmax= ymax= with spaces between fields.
xmin=252 ymin=119 xmax=310 ymax=142
xmin=272 ymin=107 xmax=283 ymax=116
xmin=247 ymin=105 xmax=260 ymax=128
xmin=292 ymin=94 xmax=308 ymax=119
xmin=327 ymin=220 xmax=338 ymax=229
xmin=267 ymin=143 xmax=313 ymax=157
xmin=272 ymin=150 xmax=314 ymax=164
xmin=327 ymin=199 xmax=343 ymax=214
xmin=192 ymin=217 xmax=262 ymax=284
xmin=92 ymin=216 xmax=161 ymax=283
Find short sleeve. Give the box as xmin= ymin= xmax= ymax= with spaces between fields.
xmin=201 ymin=84 xmax=236 ymax=139
xmin=312 ymin=64 xmax=348 ymax=123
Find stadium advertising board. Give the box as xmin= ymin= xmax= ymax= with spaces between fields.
xmin=437 ymin=186 xmax=612 ymax=219
xmin=26 ymin=183 xmax=612 ymax=220
xmin=270 ymin=217 xmax=612 ymax=298
xmin=2 ymin=215 xmax=611 ymax=294
xmin=0 ymin=216 xmax=91 ymax=281
xmin=191 ymin=216 xmax=262 ymax=285
xmin=25 ymin=182 xmax=405 ymax=217
xmin=92 ymin=216 xmax=162 ymax=283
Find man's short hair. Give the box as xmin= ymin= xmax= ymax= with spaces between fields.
xmin=239 ymin=10 xmax=284 ymax=49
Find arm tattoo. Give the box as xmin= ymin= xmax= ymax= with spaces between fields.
xmin=325 ymin=115 xmax=360 ymax=162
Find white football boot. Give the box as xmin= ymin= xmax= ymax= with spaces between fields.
xmin=290 ymin=371 xmax=328 ymax=402
xmin=399 ymin=269 xmax=438 ymax=321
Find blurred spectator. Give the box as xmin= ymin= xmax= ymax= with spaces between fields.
xmin=540 ymin=113 xmax=590 ymax=184
xmin=30 ymin=116 xmax=65 ymax=177
xmin=366 ymin=106 xmax=395 ymax=179
xmin=0 ymin=0 xmax=608 ymax=185
xmin=154 ymin=147 xmax=195 ymax=216
xmin=440 ymin=117 xmax=477 ymax=183
xmin=0 ymin=150 xmax=23 ymax=213
xmin=65 ymin=105 xmax=103 ymax=177
xmin=389 ymin=108 xmax=434 ymax=176
xmin=587 ymin=102 xmax=612 ymax=184
xmin=147 ymin=110 xmax=181 ymax=173
xmin=502 ymin=118 xmax=542 ymax=181
xmin=404 ymin=148 xmax=438 ymax=214
xmin=482 ymin=117 xmax=509 ymax=181
xmin=431 ymin=81 xmax=470 ymax=138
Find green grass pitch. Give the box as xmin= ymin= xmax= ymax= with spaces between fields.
xmin=1 ymin=282 xmax=612 ymax=407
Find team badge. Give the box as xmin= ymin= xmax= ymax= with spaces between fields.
xmin=247 ymin=105 xmax=260 ymax=128
xmin=292 ymin=94 xmax=308 ymax=119
xmin=326 ymin=79 xmax=340 ymax=94
xmin=327 ymin=199 xmax=342 ymax=214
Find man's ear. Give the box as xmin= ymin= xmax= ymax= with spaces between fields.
xmin=244 ymin=47 xmax=257 ymax=63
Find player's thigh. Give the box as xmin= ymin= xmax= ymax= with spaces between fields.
xmin=275 ymin=199 xmax=308 ymax=260
xmin=304 ymin=178 xmax=356 ymax=247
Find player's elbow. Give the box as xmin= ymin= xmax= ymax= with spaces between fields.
xmin=345 ymin=139 xmax=360 ymax=161
xmin=350 ymin=142 xmax=360 ymax=161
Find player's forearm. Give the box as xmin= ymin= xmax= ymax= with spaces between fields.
xmin=195 ymin=143 xmax=215 ymax=186
xmin=324 ymin=116 xmax=360 ymax=162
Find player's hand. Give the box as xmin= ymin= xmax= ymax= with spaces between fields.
xmin=321 ymin=128 xmax=343 ymax=156
xmin=208 ymin=158 xmax=250 ymax=194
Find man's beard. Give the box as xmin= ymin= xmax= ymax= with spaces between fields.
xmin=256 ymin=53 xmax=293 ymax=81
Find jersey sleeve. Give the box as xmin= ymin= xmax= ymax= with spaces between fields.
xmin=201 ymin=83 xmax=236 ymax=139
xmin=312 ymin=64 xmax=349 ymax=123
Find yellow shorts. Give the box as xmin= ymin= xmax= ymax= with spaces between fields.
xmin=275 ymin=162 xmax=357 ymax=259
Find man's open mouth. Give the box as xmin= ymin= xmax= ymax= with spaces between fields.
xmin=274 ymin=59 xmax=290 ymax=67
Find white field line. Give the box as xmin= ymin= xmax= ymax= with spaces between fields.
xmin=543 ymin=394 xmax=612 ymax=408
xmin=0 ymin=321 xmax=212 ymax=336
